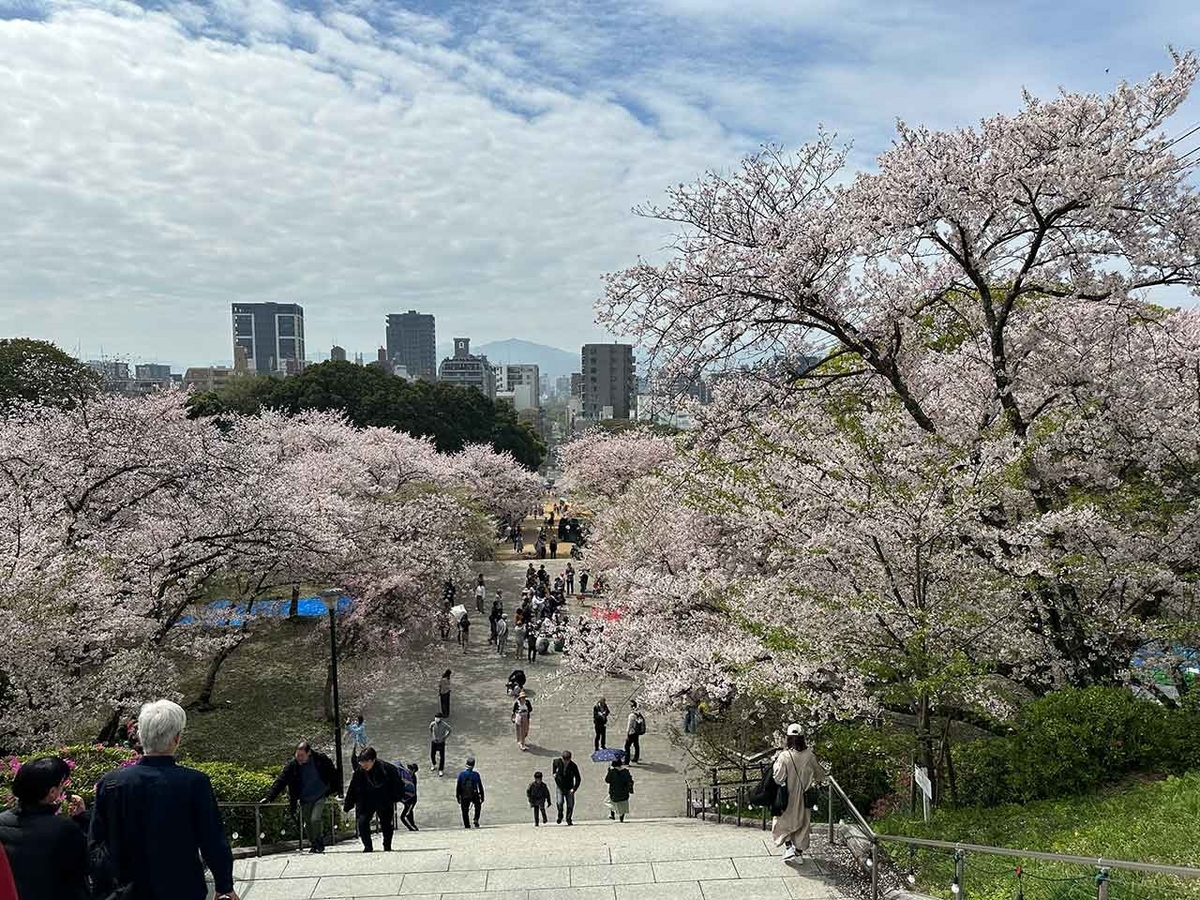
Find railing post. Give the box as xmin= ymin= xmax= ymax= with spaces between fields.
xmin=828 ymin=780 xmax=835 ymax=844
xmin=716 ymin=787 xmax=722 ymax=824
xmin=737 ymin=786 xmax=742 ymax=827
xmin=254 ymin=803 xmax=262 ymax=859
xmin=1096 ymin=868 xmax=1110 ymax=900
xmin=870 ymin=840 xmax=879 ymax=900
xmin=954 ymin=849 xmax=966 ymax=899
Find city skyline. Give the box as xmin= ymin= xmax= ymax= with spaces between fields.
xmin=4 ymin=2 xmax=1198 ymax=369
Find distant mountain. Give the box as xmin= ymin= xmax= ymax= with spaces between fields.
xmin=437 ymin=339 xmax=580 ymax=378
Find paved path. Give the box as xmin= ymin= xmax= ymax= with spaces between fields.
xmin=223 ymin=817 xmax=855 ymax=899
xmin=357 ymin=558 xmax=695 ymax=830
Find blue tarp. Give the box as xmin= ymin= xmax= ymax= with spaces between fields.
xmin=177 ymin=594 xmax=353 ymax=627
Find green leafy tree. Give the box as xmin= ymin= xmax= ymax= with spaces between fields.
xmin=0 ymin=338 xmax=101 ymax=413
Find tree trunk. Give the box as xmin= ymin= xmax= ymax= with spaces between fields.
xmin=289 ymin=588 xmax=299 ymax=619
xmin=95 ymin=708 xmax=122 ymax=745
xmin=189 ymin=638 xmax=245 ymax=710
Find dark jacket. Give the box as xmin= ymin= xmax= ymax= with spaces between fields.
xmin=455 ymin=769 xmax=484 ymax=804
xmin=593 ymin=703 xmax=610 ymax=728
xmin=263 ymin=751 xmax=339 ymax=809
xmin=526 ymin=781 xmax=551 ymax=808
xmin=552 ymin=758 xmax=582 ymax=794
xmin=88 ymin=755 xmax=234 ymax=900
xmin=0 ymin=804 xmax=89 ymax=900
xmin=605 ymin=766 xmax=634 ymax=803
xmin=343 ymin=761 xmax=402 ymax=814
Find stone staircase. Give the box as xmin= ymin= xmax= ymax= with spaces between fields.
xmin=222 ymin=816 xmax=858 ymax=899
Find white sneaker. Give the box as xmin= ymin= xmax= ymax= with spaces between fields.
xmin=781 ymin=846 xmax=798 ymax=861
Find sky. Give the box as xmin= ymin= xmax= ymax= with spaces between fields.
xmin=1 ymin=1 xmax=1199 ymax=370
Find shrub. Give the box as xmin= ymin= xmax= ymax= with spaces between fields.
xmin=951 ymin=686 xmax=1200 ymax=807
xmin=812 ymin=722 xmax=908 ymax=814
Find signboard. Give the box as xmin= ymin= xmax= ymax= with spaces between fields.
xmin=914 ymin=766 xmax=932 ymax=822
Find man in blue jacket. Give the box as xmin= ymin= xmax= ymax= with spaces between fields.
xmin=89 ymin=700 xmax=237 ymax=900
xmin=455 ymin=756 xmax=484 ymax=829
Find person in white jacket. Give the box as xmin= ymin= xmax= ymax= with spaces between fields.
xmin=771 ymin=724 xmax=827 ymax=862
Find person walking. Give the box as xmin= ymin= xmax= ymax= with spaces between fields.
xmin=90 ymin=700 xmax=237 ymax=900
xmin=455 ymin=757 xmax=484 ymax=829
xmin=398 ymin=763 xmax=419 ymax=831
xmin=772 ymin=724 xmax=828 ymax=862
xmin=593 ymin=697 xmax=610 ymax=751
xmin=605 ymin=758 xmax=634 ymax=823
xmin=0 ymin=756 xmax=90 ymax=900
xmin=438 ymin=670 xmax=452 ymax=718
xmin=512 ymin=690 xmax=533 ymax=751
xmin=346 ymin=715 xmax=369 ymax=771
xmin=475 ymin=576 xmax=486 ymax=614
xmin=489 ymin=599 xmax=502 ymax=645
xmin=429 ymin=713 xmax=452 ymax=777
xmin=549 ymin=535 xmax=558 ymax=559
xmin=342 ymin=748 xmax=402 ymax=852
xmin=624 ymin=701 xmax=645 ymax=764
xmin=496 ymin=613 xmax=510 ymax=656
xmin=580 ymin=568 xmax=590 ymax=594
xmin=459 ymin=614 xmax=471 ymax=652
xmin=565 ymin=563 xmax=575 ymax=595
xmin=527 ymin=772 xmax=551 ymax=826
xmin=261 ymin=740 xmax=340 ymax=853
xmin=526 ymin=625 xmax=538 ymax=664
xmin=552 ymin=750 xmax=581 ymax=825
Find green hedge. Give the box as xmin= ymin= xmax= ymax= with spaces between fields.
xmin=954 ymin=687 xmax=1200 ymax=807
xmin=812 ymin=722 xmax=910 ymax=815
xmin=877 ymin=771 xmax=1200 ymax=900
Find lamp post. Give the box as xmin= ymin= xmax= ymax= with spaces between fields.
xmin=320 ymin=589 xmax=344 ymax=797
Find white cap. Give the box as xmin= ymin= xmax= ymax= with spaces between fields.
xmin=786 ymin=723 xmax=803 ymax=736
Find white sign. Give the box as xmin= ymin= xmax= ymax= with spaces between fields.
xmin=914 ymin=766 xmax=932 ymax=822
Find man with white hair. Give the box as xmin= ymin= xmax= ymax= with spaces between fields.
xmin=88 ymin=699 xmax=237 ymax=900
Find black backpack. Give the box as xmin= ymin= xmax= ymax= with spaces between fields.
xmin=747 ymin=763 xmax=789 ymax=816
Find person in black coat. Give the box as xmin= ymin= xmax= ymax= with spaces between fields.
xmin=551 ymin=750 xmax=582 ymax=825
xmin=342 ymin=748 xmax=402 ymax=852
xmin=261 ymin=742 xmax=340 ymax=853
xmin=89 ymin=700 xmax=236 ymax=900
xmin=0 ymin=756 xmax=90 ymax=900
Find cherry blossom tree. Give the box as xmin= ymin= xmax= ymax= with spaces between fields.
xmin=0 ymin=392 xmax=537 ymax=749
xmin=575 ymin=55 xmax=1200 ymax=786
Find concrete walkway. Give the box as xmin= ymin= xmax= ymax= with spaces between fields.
xmin=224 ymin=817 xmax=854 ymax=899
xmin=357 ymin=558 xmax=695 ymax=830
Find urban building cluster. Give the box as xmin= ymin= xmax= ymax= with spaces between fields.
xmin=79 ymin=302 xmax=713 ymax=434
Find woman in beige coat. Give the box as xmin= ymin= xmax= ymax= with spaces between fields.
xmin=771 ymin=723 xmax=827 ymax=861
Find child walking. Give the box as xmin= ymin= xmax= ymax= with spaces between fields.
xmin=527 ymin=771 xmax=551 ymax=826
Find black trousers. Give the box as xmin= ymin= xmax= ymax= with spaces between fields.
xmin=439 ymin=692 xmax=450 ymax=717
xmin=533 ymin=803 xmax=548 ymax=825
xmin=527 ymin=644 xmax=537 ymax=663
xmin=624 ymin=733 xmax=641 ymax=763
xmin=460 ymin=799 xmax=481 ymax=828
xmin=400 ymin=798 xmax=417 ymax=831
xmin=594 ymin=724 xmax=607 ymax=751
xmin=356 ymin=805 xmax=394 ymax=851
xmin=430 ymin=741 xmax=445 ymax=773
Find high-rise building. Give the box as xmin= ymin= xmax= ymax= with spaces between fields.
xmin=581 ymin=343 xmax=636 ymax=420
xmin=231 ymin=303 xmax=305 ymax=375
xmin=330 ymin=345 xmax=347 ymax=362
xmin=385 ymin=310 xmax=436 ymax=382
xmin=570 ymin=372 xmax=582 ymax=397
xmin=497 ymin=364 xmax=540 ymax=410
xmin=438 ymin=337 xmax=497 ymax=399
xmin=134 ymin=363 xmax=172 ymax=382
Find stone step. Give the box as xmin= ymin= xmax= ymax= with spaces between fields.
xmin=222 ymin=816 xmax=853 ymax=899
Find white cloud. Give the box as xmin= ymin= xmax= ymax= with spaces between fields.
xmin=0 ymin=0 xmax=1196 ymax=369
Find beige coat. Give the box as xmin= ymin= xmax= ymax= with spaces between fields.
xmin=770 ymin=747 xmax=827 ymax=849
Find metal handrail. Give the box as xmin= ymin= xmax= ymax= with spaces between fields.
xmin=217 ymin=800 xmax=350 ymax=858
xmin=687 ymin=772 xmax=1200 ymax=899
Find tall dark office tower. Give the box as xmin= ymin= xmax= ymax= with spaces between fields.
xmin=385 ymin=310 xmax=437 ymax=382
xmin=231 ymin=303 xmax=305 ymax=375
xmin=581 ymin=343 xmax=636 ymax=420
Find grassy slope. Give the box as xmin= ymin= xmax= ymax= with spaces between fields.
xmin=174 ymin=619 xmax=328 ymax=771
xmin=877 ymin=772 xmax=1200 ymax=899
